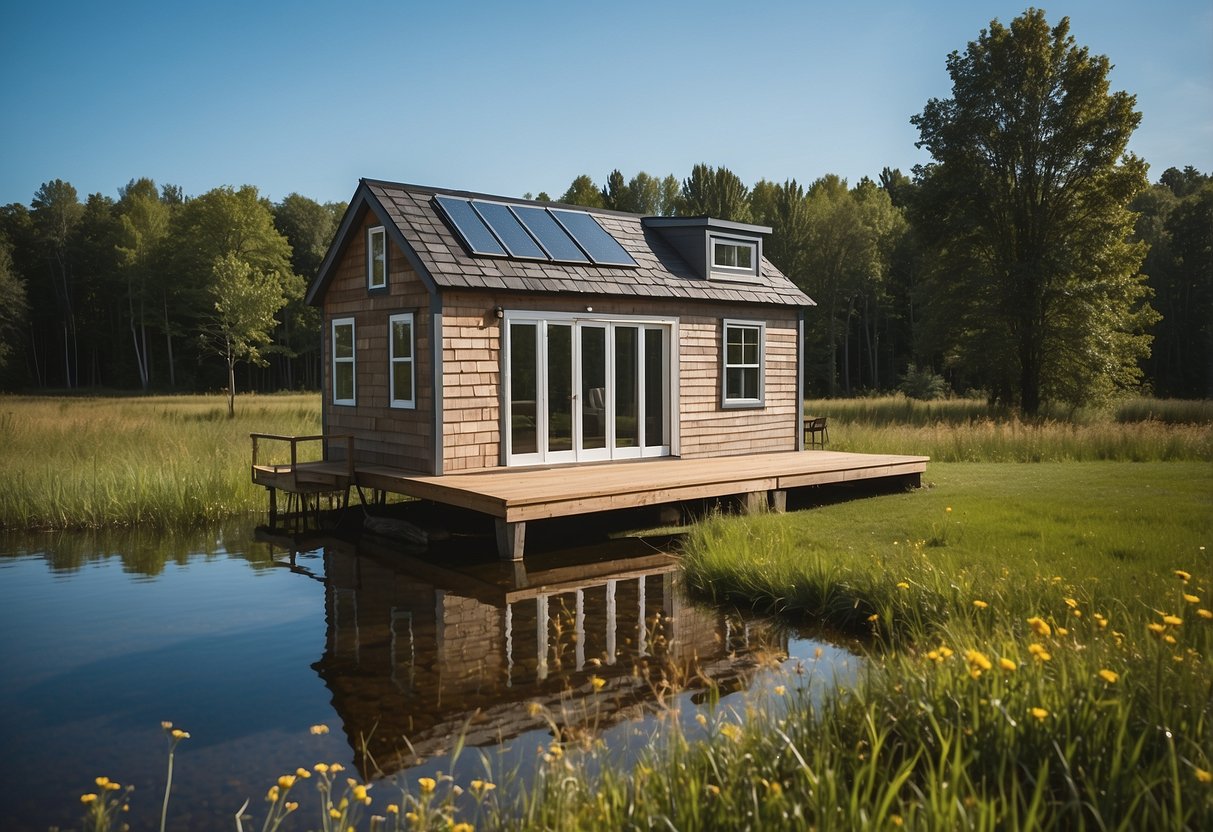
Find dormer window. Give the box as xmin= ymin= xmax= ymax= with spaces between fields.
xmin=711 ymin=236 xmax=759 ymax=281
xmin=367 ymin=226 xmax=387 ymax=290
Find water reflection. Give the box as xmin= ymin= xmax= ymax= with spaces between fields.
xmin=298 ymin=536 xmax=788 ymax=780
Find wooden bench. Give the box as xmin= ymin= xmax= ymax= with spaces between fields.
xmin=805 ymin=416 xmax=829 ymax=449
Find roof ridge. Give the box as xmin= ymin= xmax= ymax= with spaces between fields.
xmin=360 ymin=177 xmax=646 ymax=219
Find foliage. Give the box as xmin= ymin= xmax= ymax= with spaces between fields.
xmin=897 ymin=364 xmax=949 ymax=400
xmin=199 ymin=253 xmax=288 ymax=417
xmin=0 ymin=234 xmax=29 ymax=371
xmin=678 ymin=163 xmax=751 ymax=221
xmin=912 ymin=9 xmax=1156 ymax=415
xmin=559 ymin=174 xmax=605 ymax=209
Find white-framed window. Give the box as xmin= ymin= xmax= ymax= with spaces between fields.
xmin=332 ymin=317 xmax=356 ymax=406
xmin=710 ymin=236 xmax=759 ymax=281
xmin=722 ymin=319 xmax=764 ymax=407
xmin=389 ymin=312 xmax=415 ymax=409
xmin=367 ymin=225 xmax=387 ymax=290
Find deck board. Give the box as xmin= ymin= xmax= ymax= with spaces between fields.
xmin=357 ymin=451 xmax=927 ymax=522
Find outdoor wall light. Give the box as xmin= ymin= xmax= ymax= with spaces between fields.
xmin=495 ymin=305 xmax=504 ymax=318
xmin=586 ymin=306 xmax=593 ymax=313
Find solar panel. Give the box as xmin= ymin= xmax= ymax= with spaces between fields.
xmin=434 ymin=196 xmax=506 ymax=256
xmin=471 ymin=201 xmax=547 ymax=260
xmin=511 ymin=205 xmax=590 ymax=263
xmin=550 ymin=209 xmax=637 ymax=266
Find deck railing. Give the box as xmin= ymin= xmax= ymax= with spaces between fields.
xmin=250 ymin=433 xmax=354 ymax=488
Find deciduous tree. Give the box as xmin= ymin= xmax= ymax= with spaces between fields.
xmin=911 ymin=9 xmax=1154 ymax=413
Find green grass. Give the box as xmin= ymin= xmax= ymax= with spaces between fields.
xmin=810 ymin=396 xmax=1213 ymax=461
xmin=0 ymin=393 xmax=320 ymax=530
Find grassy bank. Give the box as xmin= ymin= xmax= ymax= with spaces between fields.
xmin=809 ymin=395 xmax=1213 ymax=461
xmin=0 ymin=393 xmax=320 ymax=530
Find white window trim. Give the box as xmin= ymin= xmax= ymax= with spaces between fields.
xmin=722 ymin=318 xmax=765 ymax=408
xmin=710 ymin=235 xmax=760 ymax=283
xmin=331 ymin=317 xmax=356 ymax=406
xmin=389 ymin=312 xmax=416 ymax=409
xmin=367 ymin=226 xmax=387 ymax=290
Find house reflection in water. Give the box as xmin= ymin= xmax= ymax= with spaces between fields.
xmin=308 ymin=539 xmax=787 ymax=780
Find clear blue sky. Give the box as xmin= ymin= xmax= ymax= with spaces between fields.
xmin=2 ymin=0 xmax=1210 ymax=207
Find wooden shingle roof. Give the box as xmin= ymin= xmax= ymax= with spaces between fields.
xmin=307 ymin=179 xmax=815 ymax=308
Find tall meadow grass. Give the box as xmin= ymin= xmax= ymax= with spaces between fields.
xmin=810 ymin=395 xmax=1213 ymax=461
xmin=0 ymin=394 xmax=320 ymax=530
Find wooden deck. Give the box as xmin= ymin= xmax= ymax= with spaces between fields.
xmin=253 ymin=450 xmax=923 ymax=559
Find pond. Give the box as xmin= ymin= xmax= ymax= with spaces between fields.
xmin=0 ymin=519 xmax=859 ymax=831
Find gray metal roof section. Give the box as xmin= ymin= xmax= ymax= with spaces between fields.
xmin=309 ymin=179 xmax=815 ymax=308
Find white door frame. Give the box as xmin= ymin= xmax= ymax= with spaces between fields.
xmin=502 ymin=310 xmax=678 ymax=466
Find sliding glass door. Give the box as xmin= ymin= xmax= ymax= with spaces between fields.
xmin=505 ymin=315 xmax=671 ymax=466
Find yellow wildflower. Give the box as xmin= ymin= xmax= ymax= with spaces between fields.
xmin=720 ymin=722 xmax=743 ymax=742
xmin=453 ymin=824 xmax=474 ymax=832
xmin=329 ymin=763 xmax=344 ymax=773
xmin=285 ymin=802 xmax=298 ymax=813
xmin=81 ymin=794 xmax=98 ymax=804
xmin=706 ymin=784 xmax=721 ymax=796
xmin=1198 ymin=609 xmax=1213 ymax=620
xmin=329 ymin=807 xmax=342 ymax=820
xmin=1148 ymin=622 xmax=1167 ymax=634
xmin=1027 ymin=617 xmax=1052 ymax=637
xmin=405 ymin=812 xmax=419 ymax=824
xmin=314 ymin=763 xmax=329 ymax=774
xmin=1196 ymin=768 xmax=1213 ymax=784
xmin=1028 ymin=643 xmax=1052 ymax=662
xmin=295 ymin=768 xmax=311 ymax=779
xmin=277 ymin=775 xmax=296 ymax=790
xmin=965 ymin=649 xmax=992 ymax=678
xmin=386 ymin=804 xmax=399 ymax=814
xmin=1164 ymin=634 xmax=1178 ymax=645
xmin=891 ymin=814 xmax=904 ymax=826
xmin=897 ymin=581 xmax=910 ymax=590
xmin=95 ymin=777 xmax=110 ymax=788
xmin=999 ymin=657 xmax=1017 ymax=672
xmin=1184 ymin=594 xmax=1200 ymax=604
xmin=973 ymin=600 xmax=988 ymax=609
xmin=1163 ymin=615 xmax=1183 ymax=626
xmin=867 ymin=613 xmax=879 ymax=622
xmin=527 ymin=702 xmax=543 ymax=717
xmin=1064 ymin=598 xmax=1078 ymax=608
xmin=1056 ymin=627 xmax=1068 ymax=636
xmin=590 ymin=676 xmax=605 ymax=690
xmin=161 ymin=721 xmax=174 ymax=731
xmin=1098 ymin=669 xmax=1119 ymax=684
xmin=696 ymin=713 xmax=708 ymax=727
xmin=267 ymin=786 xmax=280 ymax=803
xmin=774 ymin=685 xmax=787 ymax=695
xmin=171 ymin=729 xmax=189 ymax=740
xmin=1175 ymin=570 xmax=1191 ymax=582
xmin=310 ymin=724 xmax=330 ymax=735
xmin=1030 ymin=707 xmax=1049 ymax=721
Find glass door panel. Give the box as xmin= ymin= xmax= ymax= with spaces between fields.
xmin=546 ymin=323 xmax=573 ymax=454
xmin=614 ymin=326 xmax=639 ymax=450
xmin=580 ymin=325 xmax=607 ymax=453
xmin=509 ymin=322 xmax=538 ymax=457
xmin=643 ymin=327 xmax=667 ymax=449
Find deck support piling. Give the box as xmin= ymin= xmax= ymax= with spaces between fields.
xmin=496 ymin=519 xmax=526 ymax=561
xmin=741 ymin=491 xmax=766 ymax=515
xmin=770 ymin=490 xmax=787 ymax=513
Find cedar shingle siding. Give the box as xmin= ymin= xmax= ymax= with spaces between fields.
xmin=312 ymin=180 xmax=815 ymax=474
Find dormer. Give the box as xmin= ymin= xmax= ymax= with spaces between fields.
xmin=643 ymin=216 xmax=771 ymax=284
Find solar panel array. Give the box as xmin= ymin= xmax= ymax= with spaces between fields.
xmin=434 ymin=195 xmax=637 ymax=268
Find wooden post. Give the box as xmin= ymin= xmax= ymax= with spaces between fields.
xmin=771 ymin=490 xmax=787 ymax=513
xmin=495 ymin=519 xmax=526 ymax=561
xmin=741 ymin=491 xmax=766 ymax=514
xmin=267 ymin=487 xmax=277 ymax=526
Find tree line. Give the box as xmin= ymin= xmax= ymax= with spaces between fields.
xmin=0 ymin=10 xmax=1209 ymax=412
xmin=0 ymin=180 xmax=343 ymax=403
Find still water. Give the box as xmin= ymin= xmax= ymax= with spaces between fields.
xmin=0 ymin=520 xmax=858 ymax=831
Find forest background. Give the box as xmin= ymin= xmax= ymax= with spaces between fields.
xmin=3 ymin=161 xmax=1208 ymax=408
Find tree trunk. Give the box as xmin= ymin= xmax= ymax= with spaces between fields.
xmin=227 ymin=351 xmax=236 ymax=419
xmin=163 ymin=293 xmax=176 ymax=388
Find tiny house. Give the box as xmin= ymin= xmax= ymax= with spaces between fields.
xmin=306 ymin=179 xmax=816 ymax=476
